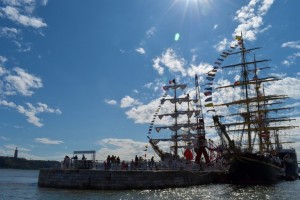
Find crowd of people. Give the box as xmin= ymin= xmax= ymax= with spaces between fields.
xmin=62 ymin=154 xmax=91 ymax=169
xmin=103 ymin=155 xmax=156 ymax=170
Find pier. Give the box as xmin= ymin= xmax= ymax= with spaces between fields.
xmin=38 ymin=168 xmax=226 ymax=190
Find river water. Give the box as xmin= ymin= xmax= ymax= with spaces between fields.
xmin=0 ymin=169 xmax=299 ymax=200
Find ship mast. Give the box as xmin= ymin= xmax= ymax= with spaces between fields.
xmin=150 ymin=76 xmax=203 ymax=160
xmin=239 ymin=36 xmax=253 ymax=151
xmin=212 ymin=35 xmax=298 ymax=154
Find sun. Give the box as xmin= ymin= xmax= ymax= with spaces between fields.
xmin=176 ymin=0 xmax=214 ymax=16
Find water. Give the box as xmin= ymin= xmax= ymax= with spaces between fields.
xmin=0 ymin=169 xmax=299 ymax=200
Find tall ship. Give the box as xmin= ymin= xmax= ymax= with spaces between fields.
xmin=148 ymin=75 xmax=218 ymax=168
xmin=211 ymin=35 xmax=299 ymax=184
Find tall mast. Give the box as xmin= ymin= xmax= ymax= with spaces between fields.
xmin=240 ymin=37 xmax=252 ymax=151
xmin=253 ymin=55 xmax=263 ymax=152
xmin=174 ymin=80 xmax=178 ymax=156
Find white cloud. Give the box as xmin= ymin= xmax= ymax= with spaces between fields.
xmin=120 ymin=95 xmax=142 ymax=108
xmin=41 ymin=0 xmax=48 ymax=6
xmin=0 ymin=100 xmax=62 ymax=127
xmin=125 ymin=98 xmax=161 ymax=124
xmin=104 ymin=99 xmax=117 ymax=105
xmin=4 ymin=67 xmax=42 ymax=96
xmin=35 ymin=138 xmax=64 ymax=145
xmin=0 ymin=6 xmax=47 ymax=28
xmin=0 ymin=55 xmax=7 ymax=64
xmin=96 ymin=138 xmax=153 ymax=161
xmin=0 ymin=27 xmax=20 ymax=38
xmin=152 ymin=48 xmax=186 ymax=76
xmin=152 ymin=57 xmax=164 ymax=75
xmin=282 ymin=41 xmax=300 ymax=49
xmin=265 ymin=77 xmax=300 ymax=99
xmin=186 ymin=62 xmax=213 ymax=78
xmin=4 ymin=144 xmax=30 ymax=152
xmin=0 ymin=136 xmax=10 ymax=141
xmin=146 ymin=26 xmax=156 ymax=38
xmin=281 ymin=52 xmax=300 ymax=66
xmin=135 ymin=47 xmax=146 ymax=54
xmin=233 ymin=0 xmax=274 ymax=41
xmin=214 ymin=38 xmax=228 ymax=52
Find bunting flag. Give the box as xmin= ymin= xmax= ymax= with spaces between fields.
xmin=234 ymin=81 xmax=240 ymax=86
xmin=201 ymin=39 xmax=239 ymax=114
xmin=169 ymin=79 xmax=176 ymax=84
xmin=147 ymin=91 xmax=168 ymax=136
xmin=195 ymin=74 xmax=199 ymax=87
xmin=207 ymin=109 xmax=216 ymax=113
xmin=204 ymin=91 xmax=212 ymax=96
xmin=205 ymin=103 xmax=214 ymax=107
xmin=205 ymin=97 xmax=212 ymax=102
xmin=206 ymin=77 xmax=214 ymax=81
xmin=235 ymin=35 xmax=242 ymax=41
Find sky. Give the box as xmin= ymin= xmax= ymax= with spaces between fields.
xmin=0 ymin=0 xmax=299 ymax=162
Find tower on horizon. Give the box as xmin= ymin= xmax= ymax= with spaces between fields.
xmin=14 ymin=147 xmax=18 ymax=158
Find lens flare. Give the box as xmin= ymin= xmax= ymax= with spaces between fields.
xmin=174 ymin=33 xmax=180 ymax=41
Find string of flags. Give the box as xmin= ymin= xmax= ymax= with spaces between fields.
xmin=203 ymin=35 xmax=243 ymax=113
xmin=147 ymin=91 xmax=169 ymax=138
xmin=146 ymin=36 xmax=243 ymax=138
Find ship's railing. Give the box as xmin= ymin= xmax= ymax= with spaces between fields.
xmin=60 ymin=158 xmax=227 ymax=171
xmin=61 ymin=159 xmax=95 ymax=169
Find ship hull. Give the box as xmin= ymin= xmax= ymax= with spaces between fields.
xmin=228 ymin=153 xmax=285 ymax=185
xmin=278 ymin=149 xmax=299 ymax=181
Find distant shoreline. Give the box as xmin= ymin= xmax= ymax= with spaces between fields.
xmin=0 ymin=156 xmax=60 ymax=170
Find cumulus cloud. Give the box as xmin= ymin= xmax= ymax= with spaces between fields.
xmin=0 ymin=100 xmax=62 ymax=127
xmin=186 ymin=62 xmax=213 ymax=78
xmin=35 ymin=138 xmax=64 ymax=145
xmin=0 ymin=136 xmax=10 ymax=141
xmin=135 ymin=47 xmax=146 ymax=54
xmin=125 ymin=99 xmax=160 ymax=124
xmin=104 ymin=99 xmax=117 ymax=105
xmin=0 ymin=6 xmax=47 ymax=28
xmin=214 ymin=38 xmax=228 ymax=52
xmin=265 ymin=77 xmax=300 ymax=99
xmin=0 ymin=27 xmax=21 ymax=38
xmin=0 ymin=55 xmax=8 ymax=64
xmin=233 ymin=0 xmax=274 ymax=41
xmin=120 ymin=96 xmax=142 ymax=108
xmin=4 ymin=67 xmax=42 ymax=96
xmin=281 ymin=52 xmax=300 ymax=66
xmin=96 ymin=138 xmax=153 ymax=161
xmin=146 ymin=26 xmax=156 ymax=38
xmin=152 ymin=48 xmax=186 ymax=76
xmin=282 ymin=41 xmax=300 ymax=49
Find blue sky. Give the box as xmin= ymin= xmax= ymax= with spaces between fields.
xmin=0 ymin=0 xmax=299 ymax=162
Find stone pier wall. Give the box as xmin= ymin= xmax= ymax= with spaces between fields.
xmin=38 ymin=169 xmax=226 ymax=190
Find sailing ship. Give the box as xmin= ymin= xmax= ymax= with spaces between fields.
xmin=211 ymin=35 xmax=299 ymax=184
xmin=148 ymin=76 xmax=217 ymax=168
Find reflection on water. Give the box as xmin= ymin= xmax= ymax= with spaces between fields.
xmin=0 ymin=169 xmax=299 ymax=200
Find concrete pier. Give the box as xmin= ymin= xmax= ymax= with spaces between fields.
xmin=38 ymin=169 xmax=227 ymax=190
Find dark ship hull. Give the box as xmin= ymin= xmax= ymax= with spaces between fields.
xmin=278 ymin=149 xmax=299 ymax=181
xmin=228 ymin=153 xmax=285 ymax=185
